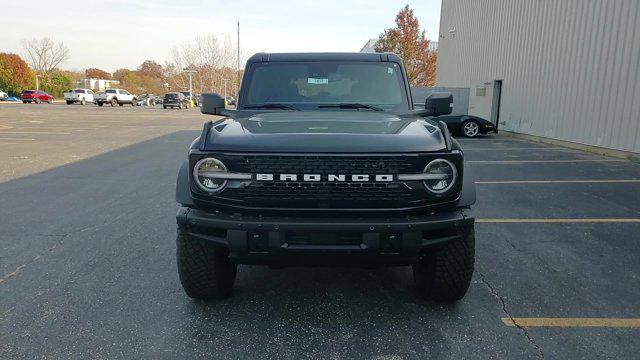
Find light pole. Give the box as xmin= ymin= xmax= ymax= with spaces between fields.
xmin=35 ymin=74 xmax=41 ymax=91
xmin=184 ymin=70 xmax=197 ymax=99
xmin=222 ymin=78 xmax=231 ymax=99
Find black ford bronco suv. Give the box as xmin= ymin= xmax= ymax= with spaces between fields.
xmin=175 ymin=53 xmax=476 ymax=301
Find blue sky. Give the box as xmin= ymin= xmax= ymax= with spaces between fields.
xmin=0 ymin=0 xmax=441 ymax=73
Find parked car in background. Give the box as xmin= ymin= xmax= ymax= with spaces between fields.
xmin=63 ymin=89 xmax=94 ymax=105
xmin=3 ymin=96 xmax=20 ymax=102
xmin=181 ymin=91 xmax=199 ymax=106
xmin=434 ymin=113 xmax=496 ymax=138
xmin=136 ymin=93 xmax=156 ymax=106
xmin=163 ymin=92 xmax=188 ymax=109
xmin=93 ymin=92 xmax=105 ymax=104
xmin=95 ymin=88 xmax=136 ymax=107
xmin=0 ymin=90 xmax=8 ymax=99
xmin=224 ymin=96 xmax=235 ymax=106
xmin=20 ymin=90 xmax=53 ymax=104
xmin=153 ymin=95 xmax=163 ymax=105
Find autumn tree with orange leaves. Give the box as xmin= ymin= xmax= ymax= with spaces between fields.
xmin=375 ymin=5 xmax=437 ymax=87
xmin=85 ymin=68 xmax=112 ymax=79
xmin=0 ymin=53 xmax=34 ymax=95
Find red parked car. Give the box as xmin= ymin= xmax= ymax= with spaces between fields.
xmin=21 ymin=90 xmax=54 ymax=104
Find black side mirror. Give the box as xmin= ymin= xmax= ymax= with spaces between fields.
xmin=424 ymin=92 xmax=453 ymax=117
xmin=201 ymin=93 xmax=226 ymax=115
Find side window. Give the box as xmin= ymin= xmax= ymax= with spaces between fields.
xmin=121 ymin=90 xmax=130 ymax=95
xmin=88 ymin=90 xmax=94 ymax=94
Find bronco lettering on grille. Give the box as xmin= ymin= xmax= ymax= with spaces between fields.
xmin=255 ymin=174 xmax=394 ymax=182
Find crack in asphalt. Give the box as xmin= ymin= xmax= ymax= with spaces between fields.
xmin=478 ymin=272 xmax=545 ymax=359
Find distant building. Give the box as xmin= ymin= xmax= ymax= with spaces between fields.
xmin=75 ymin=78 xmax=120 ymax=91
xmin=360 ymin=39 xmax=378 ymax=53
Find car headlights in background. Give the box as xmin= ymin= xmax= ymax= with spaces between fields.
xmin=422 ymin=159 xmax=457 ymax=194
xmin=193 ymin=157 xmax=228 ymax=193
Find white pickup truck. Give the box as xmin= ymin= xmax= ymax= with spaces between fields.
xmin=95 ymin=88 xmax=137 ymax=107
xmin=63 ymin=89 xmax=94 ymax=105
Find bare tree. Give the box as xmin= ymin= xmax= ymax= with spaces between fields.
xmin=22 ymin=37 xmax=71 ymax=74
xmin=167 ymin=34 xmax=237 ymax=95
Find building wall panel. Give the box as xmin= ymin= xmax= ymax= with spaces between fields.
xmin=437 ymin=0 xmax=640 ymax=153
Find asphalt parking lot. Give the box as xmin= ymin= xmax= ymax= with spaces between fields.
xmin=1 ymin=104 xmax=640 ymax=359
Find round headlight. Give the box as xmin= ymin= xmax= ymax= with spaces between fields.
xmin=423 ymin=159 xmax=457 ymax=194
xmin=193 ymin=157 xmax=228 ymax=193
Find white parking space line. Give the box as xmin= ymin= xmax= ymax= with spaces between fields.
xmin=476 ymin=179 xmax=640 ymax=184
xmin=0 ymin=138 xmax=35 ymax=141
xmin=468 ymin=159 xmax=625 ymax=164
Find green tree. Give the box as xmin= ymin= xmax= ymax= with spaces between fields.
xmin=40 ymin=70 xmax=73 ymax=97
xmin=375 ymin=5 xmax=437 ymax=86
xmin=0 ymin=53 xmax=34 ymax=95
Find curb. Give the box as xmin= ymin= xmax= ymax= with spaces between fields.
xmin=499 ymin=130 xmax=639 ymax=162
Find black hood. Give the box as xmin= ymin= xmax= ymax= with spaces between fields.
xmin=202 ymin=111 xmax=447 ymax=153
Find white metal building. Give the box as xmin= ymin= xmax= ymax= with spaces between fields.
xmin=75 ymin=78 xmax=120 ymax=92
xmin=436 ymin=0 xmax=640 ymax=153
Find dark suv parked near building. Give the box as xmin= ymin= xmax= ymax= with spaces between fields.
xmin=175 ymin=53 xmax=476 ymax=302
xmin=163 ymin=92 xmax=188 ymax=109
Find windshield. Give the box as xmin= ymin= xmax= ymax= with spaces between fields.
xmin=73 ymin=89 xmax=84 ymax=93
xmin=243 ymin=61 xmax=409 ymax=111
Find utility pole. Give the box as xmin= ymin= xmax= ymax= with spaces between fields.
xmin=35 ymin=74 xmax=41 ymax=91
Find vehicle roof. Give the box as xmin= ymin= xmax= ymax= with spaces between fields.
xmin=247 ymin=52 xmax=403 ymax=63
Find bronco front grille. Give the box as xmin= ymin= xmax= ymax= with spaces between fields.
xmin=193 ymin=154 xmax=461 ymax=210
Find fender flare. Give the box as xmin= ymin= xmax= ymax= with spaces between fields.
xmin=176 ymin=160 xmax=194 ymax=206
xmin=457 ymin=161 xmax=477 ymax=207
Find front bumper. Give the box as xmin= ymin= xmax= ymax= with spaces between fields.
xmin=177 ymin=207 xmax=474 ymax=266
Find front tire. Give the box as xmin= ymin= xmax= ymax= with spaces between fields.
xmin=98 ymin=102 xmax=104 ymax=107
xmin=461 ymin=120 xmax=480 ymax=138
xmin=111 ymin=98 xmax=117 ymax=107
xmin=176 ymin=228 xmax=237 ymax=299
xmin=35 ymin=98 xmax=41 ymax=104
xmin=413 ymin=227 xmax=475 ymax=302
xmin=66 ymin=100 xmax=73 ymax=105
xmin=80 ymin=98 xmax=86 ymax=105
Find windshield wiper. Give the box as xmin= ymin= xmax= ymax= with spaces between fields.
xmin=244 ymin=103 xmax=298 ymax=110
xmin=318 ymin=103 xmax=384 ymax=111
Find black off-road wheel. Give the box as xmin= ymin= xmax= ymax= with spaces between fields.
xmin=110 ymin=98 xmax=118 ymax=107
xmin=98 ymin=102 xmax=104 ymax=107
xmin=176 ymin=227 xmax=237 ymax=299
xmin=413 ymin=227 xmax=475 ymax=302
